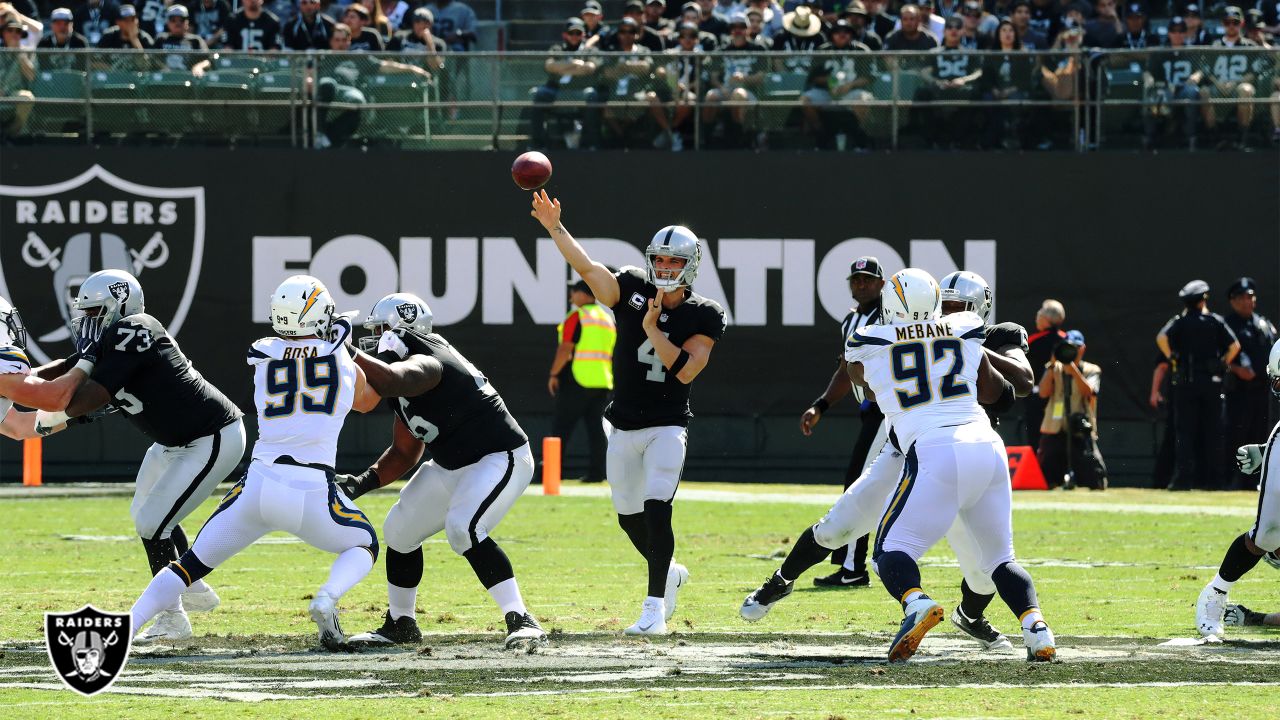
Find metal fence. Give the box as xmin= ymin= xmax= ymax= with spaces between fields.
xmin=0 ymin=48 xmax=1275 ymax=151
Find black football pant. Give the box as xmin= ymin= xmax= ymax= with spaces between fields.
xmin=1173 ymin=384 xmax=1226 ymax=490
xmin=551 ymin=381 xmax=609 ymax=482
xmin=829 ymin=406 xmax=882 ymax=574
xmin=1152 ymin=397 xmax=1176 ymax=489
xmin=1226 ymin=387 xmax=1272 ymax=489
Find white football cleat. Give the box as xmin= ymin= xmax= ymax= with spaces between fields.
xmin=1196 ymin=583 xmax=1228 ymax=639
xmin=135 ymin=609 xmax=193 ymax=643
xmin=664 ymin=562 xmax=689 ymax=621
xmin=624 ymin=597 xmax=668 ymax=636
xmin=309 ymin=591 xmax=346 ymax=651
xmin=182 ymin=584 xmax=220 ymax=613
xmin=1022 ymin=620 xmax=1057 ymax=662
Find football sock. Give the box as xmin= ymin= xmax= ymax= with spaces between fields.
xmin=959 ymin=579 xmax=996 ymax=620
xmin=464 ymin=537 xmax=517 ymax=590
xmin=842 ymin=534 xmax=869 ymax=574
xmin=779 ymin=526 xmax=833 ymax=583
xmin=1019 ymin=609 xmax=1045 ymax=632
xmin=320 ymin=547 xmax=374 ymax=601
xmin=130 ymin=565 xmax=189 ymax=631
xmin=386 ymin=547 xmax=424 ymax=589
xmin=388 ymin=585 xmax=417 ymax=622
xmin=644 ymin=500 xmax=675 ymax=599
xmin=141 ymin=536 xmax=179 ymax=576
xmin=876 ymin=550 xmax=923 ymax=605
xmin=1216 ymin=533 xmax=1263 ymax=586
xmin=487 ymin=577 xmax=528 ymax=616
xmin=991 ymin=561 xmax=1040 ymax=621
xmin=618 ymin=512 xmax=649 ymax=557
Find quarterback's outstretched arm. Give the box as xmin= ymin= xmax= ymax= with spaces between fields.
xmin=352 ymin=349 xmax=443 ymax=398
xmin=0 ymin=367 xmax=91 ymax=412
xmin=530 ymin=190 xmax=620 ymax=307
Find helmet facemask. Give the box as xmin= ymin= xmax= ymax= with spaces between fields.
xmin=0 ymin=305 xmax=26 ymax=350
xmin=71 ymin=301 xmax=118 ymax=346
xmin=359 ymin=322 xmax=389 ymax=352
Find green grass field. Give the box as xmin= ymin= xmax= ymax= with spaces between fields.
xmin=2 ymin=483 xmax=1278 ymax=719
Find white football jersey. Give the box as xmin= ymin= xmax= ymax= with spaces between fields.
xmin=0 ymin=345 xmax=32 ymax=420
xmin=844 ymin=311 xmax=988 ymax=452
xmin=247 ymin=336 xmax=358 ymax=468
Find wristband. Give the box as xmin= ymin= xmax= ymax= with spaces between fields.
xmin=669 ymin=350 xmax=691 ymax=375
xmin=73 ymin=358 xmax=96 ymax=376
xmin=811 ymin=398 xmax=830 ymax=414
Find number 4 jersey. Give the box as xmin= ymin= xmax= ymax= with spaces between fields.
xmin=247 ymin=334 xmax=358 ymax=468
xmin=844 ymin=310 xmax=988 ymax=452
xmin=608 ymin=267 xmax=727 ymax=431
xmin=90 ymin=313 xmax=242 ymax=447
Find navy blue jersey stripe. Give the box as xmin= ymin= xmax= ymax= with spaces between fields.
xmin=961 ymin=326 xmax=986 ymax=340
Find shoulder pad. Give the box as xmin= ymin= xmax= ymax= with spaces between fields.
xmin=248 ymin=337 xmax=286 ymax=364
xmin=0 ymin=345 xmax=31 ymax=375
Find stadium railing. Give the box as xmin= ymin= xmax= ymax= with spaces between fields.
xmin=0 ymin=48 xmax=1275 ymax=151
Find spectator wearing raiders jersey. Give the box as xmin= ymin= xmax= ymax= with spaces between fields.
xmin=1183 ymin=5 xmax=1212 ymax=46
xmin=598 ymin=17 xmax=677 ymax=149
xmin=153 ymin=6 xmax=209 ymax=71
xmin=597 ymin=0 xmax=668 ymax=51
xmin=73 ymin=0 xmax=117 ymax=47
xmin=644 ymin=0 xmax=676 ymax=39
xmin=313 ymin=22 xmax=431 ymax=148
xmin=840 ymin=1 xmax=881 ymax=50
xmin=773 ymin=4 xmax=825 ymax=82
xmin=283 ymin=0 xmax=335 ymax=50
xmin=703 ymin=12 xmax=768 ymax=149
xmin=1205 ymin=7 xmax=1260 ymax=149
xmin=914 ymin=16 xmax=981 ymax=148
xmin=190 ymin=0 xmax=229 ymax=46
xmin=35 ymin=7 xmax=88 ymax=71
xmin=343 ymin=3 xmax=386 ymax=50
xmin=1143 ymin=16 xmax=1203 ymax=150
xmin=224 ymin=0 xmax=281 ymax=50
xmin=530 ymin=18 xmax=602 ymax=150
xmin=797 ymin=257 xmax=884 ymax=588
xmin=660 ymin=21 xmax=710 ymax=149
xmin=979 ymin=18 xmax=1036 ymax=149
xmin=533 ymin=192 xmax=726 ymax=637
xmin=581 ymin=0 xmax=609 ymax=40
xmin=677 ymin=2 xmax=719 ymax=47
xmin=95 ymin=4 xmax=154 ymax=70
xmin=34 ymin=270 xmax=246 ymax=643
xmin=800 ymin=19 xmax=874 ymax=150
xmin=428 ymin=0 xmax=476 ymax=51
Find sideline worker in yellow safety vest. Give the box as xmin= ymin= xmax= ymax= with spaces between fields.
xmin=548 ymin=279 xmax=616 ymax=483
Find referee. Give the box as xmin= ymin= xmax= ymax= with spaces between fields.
xmin=798 ymin=256 xmax=885 ymax=587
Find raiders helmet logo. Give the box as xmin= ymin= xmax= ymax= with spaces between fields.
xmin=45 ymin=605 xmax=132 ymax=696
xmin=396 ymin=303 xmax=418 ymax=323
xmin=108 ymin=281 xmax=130 ymax=302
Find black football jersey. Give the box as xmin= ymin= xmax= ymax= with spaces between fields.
xmin=982 ymin=321 xmax=1029 ymax=425
xmin=224 ymin=10 xmax=282 ymax=51
xmin=386 ymin=331 xmax=527 ymax=470
xmin=607 ymin=267 xmax=727 ymax=430
xmin=89 ymin=313 xmax=242 ymax=447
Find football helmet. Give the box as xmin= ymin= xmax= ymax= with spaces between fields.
xmin=0 ymin=296 xmax=27 ymax=350
xmin=939 ymin=271 xmax=993 ymax=322
xmin=269 ymin=275 xmax=335 ymax=338
xmin=1267 ymin=339 xmax=1280 ymax=399
xmin=881 ymin=268 xmax=941 ymax=325
xmin=645 ymin=226 xmax=701 ymax=289
xmin=71 ymin=269 xmax=145 ymax=344
xmin=360 ymin=293 xmax=434 ymax=352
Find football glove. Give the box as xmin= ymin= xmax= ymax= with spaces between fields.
xmin=69 ymin=405 xmax=117 ymax=426
xmin=377 ymin=330 xmax=410 ymax=360
xmin=1236 ymin=444 xmax=1264 ymax=475
xmin=75 ymin=337 xmax=101 ymax=365
xmin=335 ymin=468 xmax=381 ymax=500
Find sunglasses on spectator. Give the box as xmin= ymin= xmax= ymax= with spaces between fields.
xmin=567 ymin=29 xmax=583 ymax=35
xmin=679 ymin=32 xmax=697 ymax=39
xmin=730 ymin=22 xmax=747 ymax=29
xmin=962 ymin=9 xmax=980 ymax=16
xmin=1224 ymin=18 xmax=1241 ymax=25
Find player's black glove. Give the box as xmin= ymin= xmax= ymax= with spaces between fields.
xmin=68 ymin=405 xmax=118 ymax=426
xmin=75 ymin=336 xmax=101 ymax=365
xmin=335 ymin=468 xmax=381 ymax=500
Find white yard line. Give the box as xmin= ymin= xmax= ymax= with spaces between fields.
xmin=461 ymin=680 xmax=1280 ymax=698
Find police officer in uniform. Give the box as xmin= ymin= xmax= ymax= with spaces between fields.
xmin=798 ymin=256 xmax=885 ymax=588
xmin=1223 ymin=277 xmax=1277 ymax=489
xmin=548 ymin=278 xmax=617 ymax=483
xmin=1158 ymin=280 xmax=1241 ymax=490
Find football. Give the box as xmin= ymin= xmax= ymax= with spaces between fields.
xmin=512 ymin=151 xmax=553 ymax=191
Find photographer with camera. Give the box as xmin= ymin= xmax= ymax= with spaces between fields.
xmin=1036 ymin=330 xmax=1106 ymax=490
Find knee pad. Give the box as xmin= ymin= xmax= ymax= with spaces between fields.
xmin=812 ymin=520 xmax=851 ymax=552
xmin=444 ymin=516 xmax=475 ymax=556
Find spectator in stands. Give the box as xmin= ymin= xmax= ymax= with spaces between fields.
xmin=0 ymin=1 xmax=40 ymax=48
xmin=915 ymin=16 xmax=981 ymax=148
xmin=1183 ymin=5 xmax=1212 ymax=46
xmin=863 ymin=0 xmax=895 ymax=39
xmin=1083 ymin=0 xmax=1122 ymax=48
xmin=37 ymin=7 xmax=89 ymax=63
xmin=351 ymin=0 xmax=391 ymax=40
xmin=315 ymin=21 xmax=430 ymax=148
xmin=746 ymin=5 xmax=767 ymax=41
xmin=661 ymin=20 xmax=707 ymax=148
xmin=598 ymin=0 xmax=667 ymax=51
xmin=1206 ymin=6 xmax=1259 ymax=149
xmin=883 ymin=4 xmax=936 ymax=50
xmin=96 ymin=4 xmax=155 ymax=68
xmin=1143 ymin=16 xmax=1202 ymax=150
xmin=1114 ymin=3 xmax=1155 ymax=49
xmin=1245 ymin=8 xmax=1272 ymax=46
xmin=283 ymin=0 xmax=334 ymax=49
xmin=1037 ymin=329 xmax=1106 ymax=490
xmin=702 ymin=11 xmax=766 ymax=148
xmin=389 ymin=7 xmax=446 ymax=64
xmin=774 ymin=4 xmax=825 ymax=50
xmin=0 ymin=18 xmax=34 ymax=140
xmin=379 ymin=0 xmax=411 ymax=33
xmin=530 ymin=17 xmax=601 ymax=150
xmin=191 ymin=0 xmax=230 ymax=48
xmin=343 ymin=4 xmax=386 ymax=50
xmin=695 ymin=0 xmax=729 ymax=37
xmin=957 ymin=1 xmax=988 ymax=48
xmin=746 ymin=0 xmax=783 ymax=40
xmin=599 ymin=17 xmax=674 ymax=148
xmin=153 ymin=5 xmax=209 ymax=70
xmin=581 ymin=1 xmax=609 ymax=40
xmin=800 ymin=18 xmax=873 ymax=150
xmin=1037 ymin=15 xmax=1083 ymax=148
xmin=429 ymin=0 xmax=475 ymax=51
xmin=840 ymin=1 xmax=882 ymax=50
xmin=644 ymin=0 xmax=676 ymax=39
xmin=264 ymin=0 xmax=295 ymax=28
xmin=72 ymin=0 xmax=116 ymax=46
xmin=224 ymin=0 xmax=281 ymax=50
xmin=897 ymin=0 xmax=943 ymax=41
xmin=1027 ymin=0 xmax=1059 ymax=45
xmin=678 ymin=1 xmax=720 ymax=47
xmin=1010 ymin=1 xmax=1046 ymax=49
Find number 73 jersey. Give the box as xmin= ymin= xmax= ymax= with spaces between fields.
xmin=247 ymin=335 xmax=358 ymax=468
xmin=844 ymin=310 xmax=989 ymax=451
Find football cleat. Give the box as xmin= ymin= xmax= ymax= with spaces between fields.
xmin=1022 ymin=620 xmax=1057 ymax=662
xmin=181 ymin=584 xmax=220 ymax=613
xmin=1264 ymin=551 xmax=1280 ymax=571
xmin=888 ymin=597 xmax=945 ymax=662
xmin=740 ymin=570 xmax=794 ymax=622
xmin=309 ymin=591 xmax=346 ymax=651
xmin=504 ymin=612 xmax=547 ymax=648
xmin=950 ymin=607 xmax=1014 ymax=651
xmin=664 ymin=562 xmax=689 ymax=621
xmin=1224 ymin=603 xmax=1266 ymax=627
xmin=135 ymin=609 xmax=193 ymax=643
xmin=348 ymin=611 xmax=423 ymax=646
xmin=623 ymin=597 xmax=668 ymax=636
xmin=1196 ymin=583 xmax=1228 ymax=639
xmin=813 ymin=568 xmax=870 ymax=588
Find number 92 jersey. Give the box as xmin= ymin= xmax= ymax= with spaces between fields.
xmin=90 ymin=313 xmax=242 ymax=447
xmin=608 ymin=267 xmax=727 ymax=431
xmin=844 ymin=310 xmax=989 ymax=451
xmin=247 ymin=335 xmax=358 ymax=468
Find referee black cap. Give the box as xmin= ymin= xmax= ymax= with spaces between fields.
xmin=847 ymin=256 xmax=884 ymax=280
xmin=1228 ymin=277 xmax=1257 ymax=298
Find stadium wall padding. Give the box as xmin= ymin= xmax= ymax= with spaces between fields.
xmin=1 ymin=149 xmax=1276 ymax=485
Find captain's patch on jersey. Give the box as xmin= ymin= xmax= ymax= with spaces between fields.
xmin=629 ymin=293 xmax=646 ymax=310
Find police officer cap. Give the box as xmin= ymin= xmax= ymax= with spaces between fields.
xmin=1178 ymin=279 xmax=1210 ymax=300
xmin=1228 ymin=277 xmax=1257 ymax=298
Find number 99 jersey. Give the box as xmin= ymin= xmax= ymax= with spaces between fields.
xmin=247 ymin=335 xmax=358 ymax=468
xmin=844 ymin=310 xmax=989 ymax=451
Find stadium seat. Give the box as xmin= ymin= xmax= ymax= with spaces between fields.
xmin=195 ymin=70 xmax=254 ymax=137
xmin=140 ymin=71 xmax=197 ymax=135
xmin=30 ymin=69 xmax=86 ymax=132
xmin=89 ymin=70 xmax=145 ymax=134
xmin=361 ymin=74 xmax=434 ymax=143
xmin=213 ymin=55 xmax=265 ymax=75
xmin=254 ymin=70 xmax=297 ymax=137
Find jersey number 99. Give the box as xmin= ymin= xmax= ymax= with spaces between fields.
xmin=264 ymin=356 xmax=339 ymax=417
xmin=891 ymin=339 xmax=969 ymax=409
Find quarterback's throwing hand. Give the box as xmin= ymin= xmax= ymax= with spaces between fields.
xmin=530 ymin=189 xmax=561 ymax=231
xmin=1237 ymin=444 xmax=1264 ymax=475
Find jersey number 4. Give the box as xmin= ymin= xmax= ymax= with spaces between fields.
xmin=264 ymin=356 xmax=338 ymax=417
xmin=638 ymin=334 xmax=670 ymax=383
xmin=891 ymin=339 xmax=969 ymax=409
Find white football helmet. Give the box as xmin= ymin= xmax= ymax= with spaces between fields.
xmin=646 ymin=226 xmax=701 ymax=289
xmin=939 ymin=271 xmax=993 ymax=322
xmin=360 ymin=293 xmax=434 ymax=351
xmin=0 ymin=296 xmax=26 ymax=350
xmin=881 ymin=268 xmax=941 ymax=325
xmin=71 ymin=269 xmax=145 ymax=343
xmin=269 ymin=275 xmax=335 ymax=338
xmin=1267 ymin=339 xmax=1280 ymax=399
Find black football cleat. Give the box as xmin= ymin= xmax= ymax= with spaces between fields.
xmin=347 ymin=610 xmax=423 ymax=647
xmin=813 ymin=567 xmax=870 ymax=588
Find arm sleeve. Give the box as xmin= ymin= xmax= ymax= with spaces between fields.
xmin=561 ymin=312 xmax=581 ymax=344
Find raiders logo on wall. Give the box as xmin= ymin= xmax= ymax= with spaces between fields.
xmin=0 ymin=165 xmax=206 ymax=365
xmin=44 ymin=605 xmax=133 ymax=696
